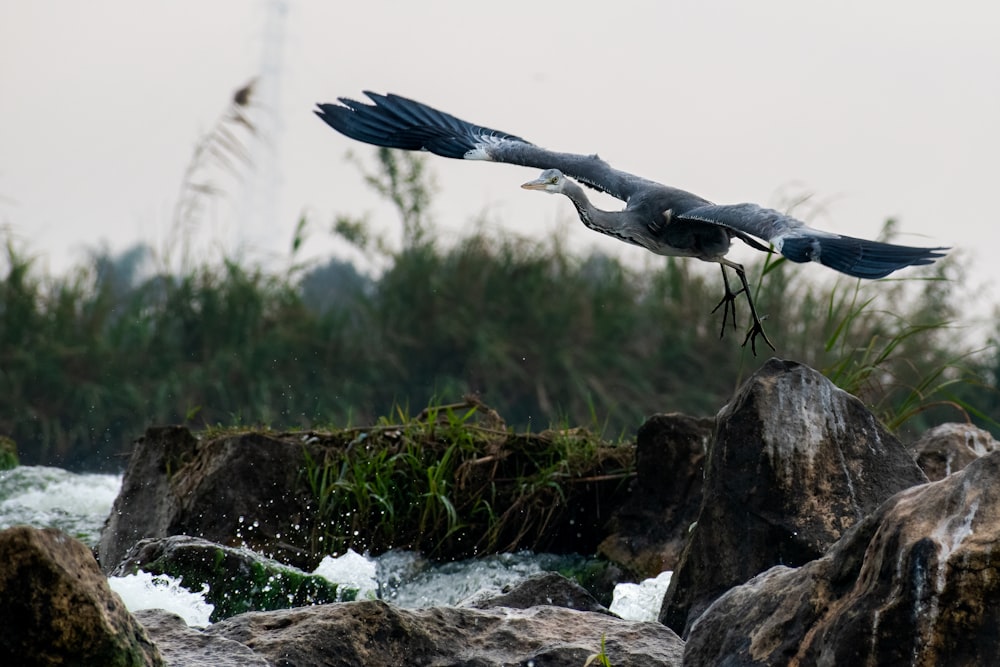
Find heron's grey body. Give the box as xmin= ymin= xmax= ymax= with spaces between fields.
xmin=315 ymin=92 xmax=948 ymax=351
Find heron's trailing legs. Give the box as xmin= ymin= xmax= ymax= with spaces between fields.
xmin=712 ymin=260 xmax=775 ymax=355
xmin=711 ymin=265 xmax=742 ymax=336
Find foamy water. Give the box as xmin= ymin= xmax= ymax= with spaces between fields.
xmin=0 ymin=466 xmax=121 ymax=546
xmin=2 ymin=466 xmax=671 ymax=625
xmin=109 ymin=571 xmax=215 ymax=627
xmin=376 ymin=550 xmax=584 ymax=608
xmin=609 ymin=570 xmax=673 ymax=622
xmin=313 ymin=548 xmax=380 ymax=598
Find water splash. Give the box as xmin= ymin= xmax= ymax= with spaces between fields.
xmin=313 ymin=548 xmax=379 ymax=599
xmin=3 ymin=466 xmax=667 ymax=624
xmin=109 ymin=571 xmax=214 ymax=627
xmin=609 ymin=570 xmax=672 ymax=621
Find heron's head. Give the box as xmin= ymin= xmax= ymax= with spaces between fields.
xmin=521 ymin=169 xmax=566 ymax=194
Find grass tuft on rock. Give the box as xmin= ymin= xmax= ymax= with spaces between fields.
xmin=300 ymin=398 xmax=634 ymax=559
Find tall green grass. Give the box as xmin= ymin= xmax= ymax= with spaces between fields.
xmin=299 ymin=400 xmax=633 ymax=558
xmin=0 ymin=151 xmax=994 ymax=470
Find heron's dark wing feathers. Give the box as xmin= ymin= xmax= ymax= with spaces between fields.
xmin=314 ymin=92 xmax=647 ymax=201
xmin=678 ymin=202 xmax=947 ymax=279
xmin=315 ymin=92 xmax=529 ymax=158
xmin=777 ymin=235 xmax=948 ymax=279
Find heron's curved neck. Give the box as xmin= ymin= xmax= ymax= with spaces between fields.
xmin=561 ymin=180 xmax=625 ymax=236
xmin=559 ymin=180 xmax=654 ymax=252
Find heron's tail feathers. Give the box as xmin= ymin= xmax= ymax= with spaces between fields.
xmin=314 ymin=92 xmax=528 ymax=160
xmin=779 ymin=234 xmax=948 ymax=279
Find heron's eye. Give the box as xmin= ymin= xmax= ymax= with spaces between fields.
xmin=548 ymin=177 xmax=558 ymax=184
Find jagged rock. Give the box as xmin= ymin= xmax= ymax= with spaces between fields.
xmin=459 ymin=571 xmax=612 ymax=614
xmin=98 ymin=426 xmax=198 ymax=572
xmin=206 ymin=599 xmax=684 ymax=666
xmin=908 ymin=422 xmax=999 ymax=481
xmin=111 ymin=535 xmax=355 ymax=622
xmin=98 ymin=426 xmax=320 ymax=572
xmin=133 ymin=609 xmax=268 ymax=667
xmin=660 ymin=358 xmax=928 ymax=637
xmin=0 ymin=526 xmax=162 ymax=666
xmin=684 ymin=448 xmax=1000 ymax=666
xmin=598 ymin=413 xmax=713 ymax=578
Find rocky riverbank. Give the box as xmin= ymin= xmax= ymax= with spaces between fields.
xmin=2 ymin=358 xmax=998 ymax=665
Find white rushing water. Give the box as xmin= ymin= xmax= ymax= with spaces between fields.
xmin=0 ymin=465 xmax=121 ymax=545
xmin=109 ymin=571 xmax=216 ymax=627
xmin=2 ymin=466 xmax=670 ymax=625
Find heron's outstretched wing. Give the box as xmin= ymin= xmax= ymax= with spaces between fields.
xmin=678 ymin=203 xmax=948 ymax=279
xmin=314 ymin=92 xmax=650 ymax=201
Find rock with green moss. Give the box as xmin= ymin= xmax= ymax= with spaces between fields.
xmin=111 ymin=536 xmax=357 ymax=622
xmin=0 ymin=436 xmax=17 ymax=471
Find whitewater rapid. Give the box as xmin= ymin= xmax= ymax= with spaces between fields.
xmin=1 ymin=465 xmax=669 ymax=625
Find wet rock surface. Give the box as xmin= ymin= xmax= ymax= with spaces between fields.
xmin=599 ymin=413 xmax=712 ymax=578
xmin=684 ymin=448 xmax=1000 ymax=666
xmin=660 ymin=358 xmax=927 ymax=636
xmin=204 ymin=600 xmax=684 ymax=667
xmin=98 ymin=426 xmax=319 ymax=572
xmin=132 ymin=609 xmax=268 ymax=667
xmin=459 ymin=571 xmax=612 ymax=614
xmin=908 ymin=422 xmax=999 ymax=481
xmin=0 ymin=525 xmax=162 ymax=667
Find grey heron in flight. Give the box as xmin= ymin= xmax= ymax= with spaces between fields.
xmin=314 ymin=92 xmax=947 ymax=354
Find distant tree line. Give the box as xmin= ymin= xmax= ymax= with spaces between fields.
xmin=1 ymin=150 xmax=994 ymax=470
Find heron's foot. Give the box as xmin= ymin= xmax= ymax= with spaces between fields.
xmin=711 ymin=286 xmax=746 ymax=339
xmin=741 ymin=314 xmax=776 ymax=356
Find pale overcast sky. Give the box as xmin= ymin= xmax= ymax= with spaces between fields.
xmin=2 ymin=1 xmax=998 ymax=335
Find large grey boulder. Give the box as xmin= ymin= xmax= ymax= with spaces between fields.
xmin=205 ymin=599 xmax=684 ymax=666
xmin=684 ymin=447 xmax=1000 ymax=666
xmin=660 ymin=358 xmax=927 ymax=636
xmin=98 ymin=426 xmax=319 ymax=572
xmin=0 ymin=526 xmax=162 ymax=666
xmin=133 ymin=609 xmax=268 ymax=667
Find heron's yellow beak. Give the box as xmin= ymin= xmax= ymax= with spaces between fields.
xmin=520 ymin=178 xmax=547 ymax=191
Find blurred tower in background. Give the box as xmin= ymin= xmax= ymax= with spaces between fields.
xmin=235 ymin=0 xmax=289 ymax=264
